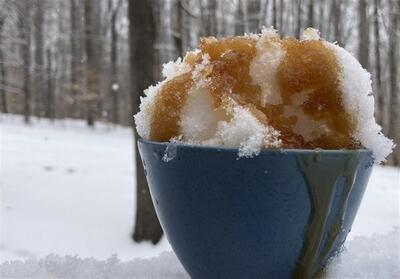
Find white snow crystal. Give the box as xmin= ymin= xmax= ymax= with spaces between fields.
xmin=134 ymin=83 xmax=161 ymax=139
xmin=325 ymin=42 xmax=394 ymax=163
xmin=162 ymin=57 xmax=191 ymax=80
xmin=250 ymin=27 xmax=284 ymax=106
xmin=214 ymin=105 xmax=280 ymax=157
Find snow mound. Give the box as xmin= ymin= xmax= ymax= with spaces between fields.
xmin=1 ymin=228 xmax=398 ymax=279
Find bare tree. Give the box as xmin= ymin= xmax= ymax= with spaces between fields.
xmin=0 ymin=16 xmax=7 ymax=113
xmin=374 ymin=0 xmax=383 ymax=125
xmin=129 ymin=0 xmax=163 ymax=244
xmin=387 ymin=0 xmax=399 ymax=165
xmin=201 ymin=0 xmax=217 ymax=36
xmin=45 ymin=48 xmax=55 ymax=120
xmin=109 ymin=0 xmax=123 ymax=124
xmin=333 ymin=0 xmax=342 ymax=45
xmin=295 ymin=0 xmax=302 ymax=38
xmin=247 ymin=0 xmax=261 ymax=32
xmin=33 ymin=0 xmax=45 ymax=117
xmin=358 ymin=0 xmax=370 ymax=69
xmin=172 ymin=0 xmax=184 ymax=57
xmin=279 ymin=0 xmax=284 ymax=33
xmin=272 ymin=0 xmax=277 ymax=29
xmin=70 ymin=0 xmax=79 ymax=117
xmin=235 ymin=0 xmax=245 ymax=35
xmin=83 ymin=0 xmax=98 ymax=126
xmin=17 ymin=0 xmax=32 ymax=123
xmin=308 ymin=0 xmax=314 ymax=27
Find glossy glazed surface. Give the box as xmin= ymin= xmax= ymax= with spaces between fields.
xmin=138 ymin=139 xmax=373 ymax=279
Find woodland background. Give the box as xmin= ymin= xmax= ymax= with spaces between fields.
xmin=0 ymin=0 xmax=399 ymax=242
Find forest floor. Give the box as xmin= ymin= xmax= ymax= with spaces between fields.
xmin=0 ymin=114 xmax=399 ymax=278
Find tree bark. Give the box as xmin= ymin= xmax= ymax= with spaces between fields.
xmin=0 ymin=17 xmax=7 ymax=113
xmin=307 ymin=0 xmax=314 ymax=27
xmin=129 ymin=0 xmax=163 ymax=244
xmin=295 ymin=0 xmax=302 ymax=38
xmin=70 ymin=0 xmax=79 ymax=117
xmin=33 ymin=0 xmax=45 ymax=117
xmin=17 ymin=0 xmax=31 ymax=123
xmin=247 ymin=0 xmax=261 ymax=32
xmin=84 ymin=0 xmax=97 ymax=127
xmin=45 ymin=48 xmax=55 ymax=120
xmin=279 ymin=0 xmax=284 ymax=33
xmin=201 ymin=0 xmax=217 ymax=36
xmin=110 ymin=0 xmax=122 ymax=124
xmin=272 ymin=0 xmax=277 ymax=29
xmin=333 ymin=0 xmax=342 ymax=45
xmin=374 ymin=0 xmax=383 ymax=126
xmin=173 ymin=0 xmax=184 ymax=57
xmin=358 ymin=0 xmax=370 ymax=70
xmin=387 ymin=0 xmax=399 ymax=165
xmin=235 ymin=0 xmax=245 ymax=35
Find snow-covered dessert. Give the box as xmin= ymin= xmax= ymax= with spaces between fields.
xmin=135 ymin=28 xmax=393 ymax=162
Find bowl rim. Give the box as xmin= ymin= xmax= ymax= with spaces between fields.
xmin=138 ymin=138 xmax=373 ymax=155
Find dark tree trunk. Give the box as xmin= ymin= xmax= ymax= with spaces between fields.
xmin=358 ymin=0 xmax=370 ymax=70
xmin=235 ymin=0 xmax=245 ymax=35
xmin=129 ymin=0 xmax=163 ymax=244
xmin=308 ymin=0 xmax=314 ymax=27
xmin=70 ymin=0 xmax=79 ymax=117
xmin=387 ymin=0 xmax=399 ymax=165
xmin=319 ymin=0 xmax=325 ymax=35
xmin=45 ymin=48 xmax=55 ymax=120
xmin=246 ymin=0 xmax=261 ymax=32
xmin=33 ymin=0 xmax=45 ymax=117
xmin=295 ymin=0 xmax=302 ymax=38
xmin=272 ymin=0 xmax=277 ymax=29
xmin=17 ymin=0 xmax=31 ymax=123
xmin=84 ymin=0 xmax=97 ymax=127
xmin=279 ymin=0 xmax=284 ymax=34
xmin=0 ymin=17 xmax=7 ymax=113
xmin=374 ymin=0 xmax=383 ymax=125
xmin=110 ymin=0 xmax=122 ymax=124
xmin=333 ymin=0 xmax=342 ymax=45
xmin=173 ymin=0 xmax=184 ymax=58
xmin=201 ymin=0 xmax=217 ymax=36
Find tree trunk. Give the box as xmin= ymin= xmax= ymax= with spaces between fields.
xmin=247 ymin=0 xmax=261 ymax=32
xmin=358 ymin=0 xmax=370 ymax=70
xmin=272 ymin=0 xmax=277 ymax=29
xmin=17 ymin=0 xmax=31 ymax=123
xmin=70 ymin=0 xmax=79 ymax=117
xmin=333 ymin=0 xmax=342 ymax=45
xmin=201 ymin=0 xmax=217 ymax=36
xmin=387 ymin=0 xmax=399 ymax=166
xmin=295 ymin=0 xmax=302 ymax=38
xmin=319 ymin=0 xmax=325 ymax=36
xmin=0 ymin=17 xmax=7 ymax=113
xmin=110 ymin=0 xmax=122 ymax=124
xmin=235 ymin=0 xmax=245 ymax=35
xmin=33 ymin=0 xmax=45 ymax=117
xmin=129 ymin=0 xmax=163 ymax=244
xmin=84 ymin=0 xmax=97 ymax=127
xmin=173 ymin=0 xmax=184 ymax=57
xmin=308 ymin=0 xmax=314 ymax=27
xmin=374 ymin=0 xmax=383 ymax=125
xmin=279 ymin=0 xmax=284 ymax=33
xmin=45 ymin=48 xmax=55 ymax=120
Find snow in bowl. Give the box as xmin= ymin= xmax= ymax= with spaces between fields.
xmin=137 ymin=139 xmax=374 ymax=279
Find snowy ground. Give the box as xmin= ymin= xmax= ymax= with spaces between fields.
xmin=0 ymin=114 xmax=399 ymax=278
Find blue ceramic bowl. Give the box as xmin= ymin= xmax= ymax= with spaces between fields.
xmin=138 ymin=139 xmax=374 ymax=279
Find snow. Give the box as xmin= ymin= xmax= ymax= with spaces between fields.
xmin=1 ymin=115 xmax=399 ymax=278
xmin=135 ymin=29 xmax=393 ymax=162
xmin=325 ymin=42 xmax=394 ymax=163
xmin=0 ymin=115 xmax=171 ymax=262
